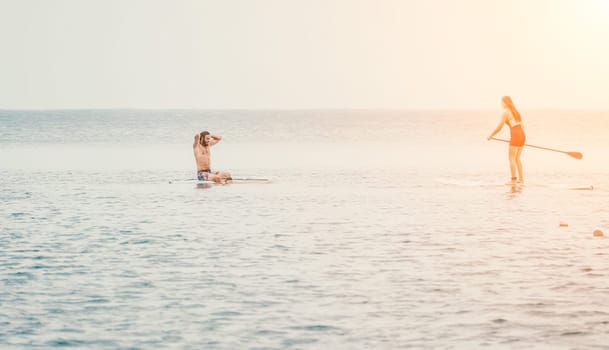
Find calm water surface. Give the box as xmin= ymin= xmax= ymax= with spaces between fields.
xmin=2 ymin=110 xmax=609 ymax=349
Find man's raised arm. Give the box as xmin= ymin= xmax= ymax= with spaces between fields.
xmin=210 ymin=134 xmax=222 ymax=146
xmin=193 ymin=134 xmax=200 ymax=148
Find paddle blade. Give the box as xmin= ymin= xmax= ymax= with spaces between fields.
xmin=567 ymin=152 xmax=583 ymax=160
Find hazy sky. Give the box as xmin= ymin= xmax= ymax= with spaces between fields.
xmin=1 ymin=0 xmax=608 ymax=109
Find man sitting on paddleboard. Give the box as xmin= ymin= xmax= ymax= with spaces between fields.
xmin=193 ymin=131 xmax=232 ymax=184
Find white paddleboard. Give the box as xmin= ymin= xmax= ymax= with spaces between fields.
xmin=196 ymin=178 xmax=270 ymax=187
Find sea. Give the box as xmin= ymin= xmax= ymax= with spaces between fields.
xmin=2 ymin=109 xmax=609 ymax=349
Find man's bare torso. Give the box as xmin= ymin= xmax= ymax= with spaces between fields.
xmin=193 ymin=132 xmax=221 ymax=171
xmin=194 ymin=144 xmax=211 ymax=171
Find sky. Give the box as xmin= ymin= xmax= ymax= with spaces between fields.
xmin=0 ymin=0 xmax=608 ymax=110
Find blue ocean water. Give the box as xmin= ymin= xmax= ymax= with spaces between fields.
xmin=2 ymin=109 xmax=609 ymax=349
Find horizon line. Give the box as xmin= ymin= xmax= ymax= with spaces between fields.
xmin=2 ymin=107 xmax=609 ymax=112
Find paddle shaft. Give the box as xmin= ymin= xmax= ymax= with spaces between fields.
xmin=490 ymin=137 xmax=582 ymax=159
xmin=491 ymin=137 xmax=565 ymax=153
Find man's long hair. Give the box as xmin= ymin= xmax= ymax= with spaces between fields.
xmin=200 ymin=131 xmax=210 ymax=146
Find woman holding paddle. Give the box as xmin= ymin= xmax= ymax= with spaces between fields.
xmin=487 ymin=96 xmax=526 ymax=185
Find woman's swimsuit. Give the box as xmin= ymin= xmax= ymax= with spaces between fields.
xmin=506 ymin=116 xmax=525 ymax=147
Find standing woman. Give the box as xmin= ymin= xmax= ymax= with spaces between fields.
xmin=487 ymin=96 xmax=526 ymax=184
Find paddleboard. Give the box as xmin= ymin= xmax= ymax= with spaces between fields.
xmin=196 ymin=178 xmax=270 ymax=187
xmin=504 ymin=183 xmax=594 ymax=191
xmin=430 ymin=178 xmax=595 ymax=191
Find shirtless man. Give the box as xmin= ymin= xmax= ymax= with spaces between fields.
xmin=193 ymin=131 xmax=232 ymax=184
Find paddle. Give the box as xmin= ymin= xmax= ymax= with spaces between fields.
xmin=490 ymin=137 xmax=583 ymax=160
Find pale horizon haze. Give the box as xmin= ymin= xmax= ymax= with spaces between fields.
xmin=1 ymin=0 xmax=608 ymax=110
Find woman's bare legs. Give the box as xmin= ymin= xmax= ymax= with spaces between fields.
xmin=515 ymin=146 xmax=524 ymax=183
xmin=508 ymin=146 xmax=518 ymax=184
